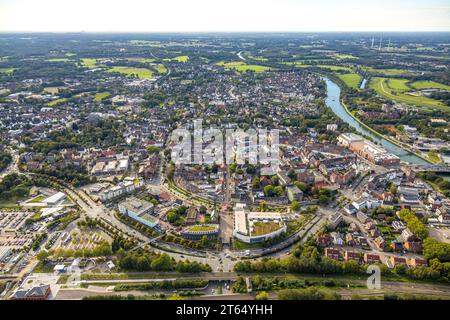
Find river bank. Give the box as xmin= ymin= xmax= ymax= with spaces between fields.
xmin=323 ymin=77 xmax=430 ymax=165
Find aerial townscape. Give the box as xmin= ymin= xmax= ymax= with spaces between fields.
xmin=0 ymin=5 xmax=450 ymax=305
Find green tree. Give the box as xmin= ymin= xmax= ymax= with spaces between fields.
xmin=291 ymin=201 xmax=301 ymax=212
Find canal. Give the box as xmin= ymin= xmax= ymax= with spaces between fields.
xmin=324 ymin=77 xmax=429 ymax=165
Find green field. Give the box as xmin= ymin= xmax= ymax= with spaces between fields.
xmin=174 ymin=55 xmax=189 ymax=62
xmin=386 ymin=78 xmax=410 ymax=91
xmin=316 ymin=65 xmax=353 ymax=72
xmin=284 ymin=61 xmax=312 ymax=68
xmin=364 ymin=67 xmax=413 ymax=76
xmin=427 ymin=151 xmax=442 ymax=164
xmin=171 ymin=55 xmax=189 ymax=63
xmin=410 ymin=80 xmax=450 ymax=91
xmin=47 ymin=98 xmax=68 ymax=107
xmin=337 ymin=73 xmax=362 ymax=89
xmin=284 ymin=62 xmax=354 ymax=72
xmin=0 ymin=68 xmax=15 ymax=74
xmin=94 ymin=91 xmax=111 ymax=101
xmin=333 ymin=53 xmax=358 ymax=59
xmin=370 ymin=77 xmax=449 ymax=112
xmin=154 ymin=64 xmax=167 ymax=74
xmin=81 ymin=58 xmax=99 ymax=68
xmin=216 ymin=61 xmax=271 ymax=73
xmin=47 ymin=58 xmax=70 ymax=62
xmin=107 ymin=66 xmax=153 ymax=78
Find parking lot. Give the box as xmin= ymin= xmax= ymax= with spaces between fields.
xmin=0 ymin=211 xmax=32 ymax=232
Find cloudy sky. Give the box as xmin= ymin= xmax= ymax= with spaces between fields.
xmin=0 ymin=0 xmax=449 ymax=32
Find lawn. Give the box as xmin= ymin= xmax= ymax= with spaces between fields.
xmin=232 ymin=239 xmax=263 ymax=250
xmin=94 ymin=91 xmax=111 ymax=102
xmin=427 ymin=151 xmax=442 ymax=164
xmin=107 ymin=66 xmax=153 ymax=79
xmin=81 ymin=58 xmax=99 ymax=68
xmin=410 ymin=81 xmax=450 ymax=91
xmin=216 ymin=61 xmax=271 ymax=73
xmin=337 ymin=73 xmax=362 ymax=89
xmin=189 ymin=225 xmax=217 ymax=232
xmin=251 ymin=221 xmax=282 ymax=236
xmin=0 ymin=68 xmax=15 ymax=74
xmin=0 ymin=196 xmax=26 ymax=208
xmin=30 ymin=195 xmax=46 ymax=203
xmin=370 ymin=77 xmax=450 ymax=112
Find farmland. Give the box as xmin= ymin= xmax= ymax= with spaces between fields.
xmin=107 ymin=66 xmax=153 ymax=79
xmin=216 ymin=61 xmax=271 ymax=73
xmin=154 ymin=64 xmax=168 ymax=74
xmin=369 ymin=77 xmax=450 ymax=112
xmin=47 ymin=58 xmax=70 ymax=62
xmin=47 ymin=98 xmax=68 ymax=107
xmin=410 ymin=81 xmax=450 ymax=91
xmin=127 ymin=57 xmax=155 ymax=63
xmin=81 ymin=58 xmax=99 ymax=68
xmin=167 ymin=55 xmax=189 ymax=62
xmin=363 ymin=67 xmax=414 ymax=76
xmin=0 ymin=68 xmax=15 ymax=74
xmin=94 ymin=91 xmax=111 ymax=101
xmin=337 ymin=73 xmax=362 ymax=89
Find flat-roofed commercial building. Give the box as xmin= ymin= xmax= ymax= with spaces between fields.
xmin=43 ymin=192 xmax=66 ymax=206
xmin=233 ymin=203 xmax=287 ymax=244
xmin=118 ymin=196 xmax=158 ymax=228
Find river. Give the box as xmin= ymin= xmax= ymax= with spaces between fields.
xmin=324 ymin=77 xmax=429 ymax=165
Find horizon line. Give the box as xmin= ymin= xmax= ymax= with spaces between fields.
xmin=1 ymin=30 xmax=450 ymax=34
